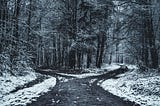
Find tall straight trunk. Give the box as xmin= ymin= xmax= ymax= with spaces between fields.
xmin=73 ymin=0 xmax=77 ymax=36
xmin=96 ymin=35 xmax=100 ymax=67
xmin=98 ymin=35 xmax=106 ymax=68
xmin=69 ymin=50 xmax=76 ymax=69
xmin=77 ymin=52 xmax=81 ymax=69
xmin=13 ymin=0 xmax=21 ymax=39
xmin=11 ymin=0 xmax=21 ymax=63
xmin=27 ymin=0 xmax=32 ymax=48
xmin=0 ymin=0 xmax=7 ymax=53
xmin=116 ymin=43 xmax=119 ymax=63
xmin=96 ymin=31 xmax=106 ymax=68
xmin=141 ymin=30 xmax=145 ymax=63
xmin=121 ymin=55 xmax=124 ymax=63
xmin=61 ymin=38 xmax=66 ymax=67
xmin=147 ymin=16 xmax=158 ymax=68
xmin=58 ymin=34 xmax=61 ymax=68
xmin=87 ymin=49 xmax=92 ymax=68
xmin=42 ymin=41 xmax=45 ymax=65
xmin=109 ymin=52 xmax=112 ymax=64
xmin=52 ymin=35 xmax=57 ymax=67
xmin=87 ymin=8 xmax=92 ymax=68
xmin=36 ymin=39 xmax=39 ymax=66
xmin=36 ymin=17 xmax=42 ymax=66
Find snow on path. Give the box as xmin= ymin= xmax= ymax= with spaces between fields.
xmin=56 ymin=64 xmax=122 ymax=79
xmin=0 ymin=77 xmax=56 ymax=106
xmin=56 ymin=72 xmax=103 ymax=78
xmin=101 ymin=64 xmax=121 ymax=71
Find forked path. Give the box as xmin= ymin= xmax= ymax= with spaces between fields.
xmin=28 ymin=74 xmax=138 ymax=106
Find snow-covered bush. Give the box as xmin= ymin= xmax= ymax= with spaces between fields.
xmin=0 ymin=51 xmax=35 ymax=76
xmin=11 ymin=54 xmax=35 ymax=76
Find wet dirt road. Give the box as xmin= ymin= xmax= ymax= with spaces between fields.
xmin=28 ymin=76 xmax=138 ymax=106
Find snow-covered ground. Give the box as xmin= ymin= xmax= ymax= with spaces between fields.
xmin=84 ymin=63 xmax=121 ymax=73
xmin=101 ymin=63 xmax=121 ymax=70
xmin=0 ymin=71 xmax=37 ymax=96
xmin=56 ymin=72 xmax=103 ymax=78
xmin=99 ymin=66 xmax=160 ymax=106
xmin=57 ymin=76 xmax=72 ymax=82
xmin=0 ymin=76 xmax=56 ymax=106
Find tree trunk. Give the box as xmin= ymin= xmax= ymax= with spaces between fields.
xmin=97 ymin=31 xmax=106 ymax=68
xmin=0 ymin=0 xmax=7 ymax=53
xmin=27 ymin=0 xmax=32 ymax=50
xmin=11 ymin=0 xmax=21 ymax=62
xmin=87 ymin=49 xmax=92 ymax=68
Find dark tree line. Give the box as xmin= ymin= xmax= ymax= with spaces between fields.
xmin=120 ymin=0 xmax=159 ymax=69
xmin=0 ymin=0 xmax=159 ymax=75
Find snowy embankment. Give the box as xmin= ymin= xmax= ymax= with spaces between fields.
xmin=56 ymin=64 xmax=121 ymax=78
xmin=99 ymin=65 xmax=160 ymax=106
xmin=0 ymin=76 xmax=56 ymax=106
xmin=0 ymin=65 xmax=57 ymax=106
xmin=0 ymin=71 xmax=37 ymax=96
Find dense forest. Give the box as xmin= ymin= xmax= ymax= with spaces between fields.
xmin=0 ymin=0 xmax=160 ymax=74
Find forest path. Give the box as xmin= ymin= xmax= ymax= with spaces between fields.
xmin=28 ymin=68 xmax=138 ymax=106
